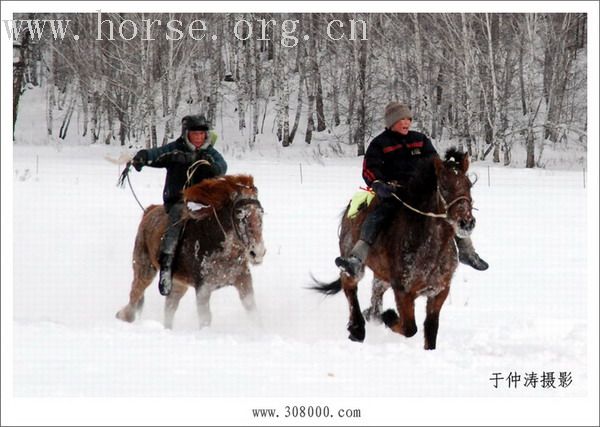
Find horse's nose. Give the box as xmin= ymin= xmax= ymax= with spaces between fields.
xmin=249 ymin=242 xmax=266 ymax=264
xmin=459 ymin=217 xmax=475 ymax=232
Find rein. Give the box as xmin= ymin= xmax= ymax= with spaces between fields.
xmin=117 ymin=162 xmax=145 ymax=211
xmin=391 ymin=190 xmax=471 ymax=220
xmin=185 ymin=159 xmax=212 ymax=189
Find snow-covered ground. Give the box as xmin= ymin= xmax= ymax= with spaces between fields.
xmin=4 ymin=142 xmax=598 ymax=425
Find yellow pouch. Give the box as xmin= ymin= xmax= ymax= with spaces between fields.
xmin=347 ymin=189 xmax=375 ymax=218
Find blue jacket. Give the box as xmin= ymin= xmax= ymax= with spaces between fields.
xmin=144 ymin=137 xmax=227 ymax=207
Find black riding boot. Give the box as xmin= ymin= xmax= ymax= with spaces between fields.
xmin=158 ymin=203 xmax=185 ymax=296
xmin=456 ymin=236 xmax=489 ymax=271
xmin=335 ymin=240 xmax=370 ymax=278
xmin=158 ymin=252 xmax=175 ymax=296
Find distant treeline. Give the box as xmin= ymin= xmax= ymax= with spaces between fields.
xmin=12 ymin=12 xmax=587 ymax=167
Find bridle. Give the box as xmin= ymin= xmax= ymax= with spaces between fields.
xmin=211 ymin=196 xmax=263 ymax=246
xmin=231 ymin=198 xmax=263 ymax=245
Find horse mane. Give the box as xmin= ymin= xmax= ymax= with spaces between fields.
xmin=401 ymin=157 xmax=438 ymax=206
xmin=183 ymin=175 xmax=255 ymax=211
xmin=400 ymin=147 xmax=466 ymax=207
xmin=443 ymin=147 xmax=467 ymax=171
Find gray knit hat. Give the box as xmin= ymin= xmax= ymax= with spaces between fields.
xmin=384 ymin=102 xmax=412 ymax=128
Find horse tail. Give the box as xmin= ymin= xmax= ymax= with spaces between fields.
xmin=309 ymin=275 xmax=342 ymax=295
xmin=337 ymin=204 xmax=350 ymax=238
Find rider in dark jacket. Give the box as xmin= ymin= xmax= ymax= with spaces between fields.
xmin=131 ymin=114 xmax=227 ymax=296
xmin=362 ymin=128 xmax=438 ymax=186
xmin=335 ymin=102 xmax=488 ymax=277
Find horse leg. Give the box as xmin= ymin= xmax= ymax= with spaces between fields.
xmin=136 ymin=295 xmax=145 ymax=317
xmin=195 ymin=283 xmax=213 ymax=329
xmin=363 ymin=277 xmax=389 ymax=323
xmin=341 ymin=274 xmax=365 ymax=342
xmin=116 ymin=255 xmax=156 ymax=323
xmin=164 ymin=282 xmax=188 ymax=329
xmin=423 ymin=286 xmax=450 ymax=350
xmin=233 ymin=267 xmax=257 ymax=313
xmin=233 ymin=267 xmax=264 ymax=328
xmin=382 ymin=287 xmax=418 ymax=338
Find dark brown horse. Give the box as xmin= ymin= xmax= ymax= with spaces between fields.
xmin=116 ymin=175 xmax=266 ymax=329
xmin=313 ymin=148 xmax=476 ymax=349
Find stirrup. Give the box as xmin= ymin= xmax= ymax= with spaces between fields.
xmin=335 ymin=256 xmax=362 ymax=278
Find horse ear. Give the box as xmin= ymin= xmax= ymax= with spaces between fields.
xmin=461 ymin=153 xmax=470 ymax=172
xmin=433 ymin=156 xmax=444 ymax=176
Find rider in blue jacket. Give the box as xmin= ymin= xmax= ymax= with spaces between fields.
xmin=131 ymin=114 xmax=227 ymax=295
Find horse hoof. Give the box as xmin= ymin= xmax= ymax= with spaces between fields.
xmin=404 ymin=324 xmax=418 ymax=338
xmin=381 ymin=309 xmax=399 ymax=327
xmin=348 ymin=333 xmax=365 ymax=342
xmin=347 ymin=325 xmax=365 ymax=342
xmin=116 ymin=308 xmax=135 ymax=323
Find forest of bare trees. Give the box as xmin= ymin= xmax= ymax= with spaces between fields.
xmin=12 ymin=12 xmax=587 ymax=167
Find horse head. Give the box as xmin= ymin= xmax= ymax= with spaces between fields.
xmin=183 ymin=175 xmax=266 ymax=265
xmin=434 ymin=148 xmax=476 ymax=238
xmin=230 ymin=181 xmax=266 ymax=265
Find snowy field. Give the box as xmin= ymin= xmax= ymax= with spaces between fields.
xmin=4 ymin=142 xmax=598 ymax=425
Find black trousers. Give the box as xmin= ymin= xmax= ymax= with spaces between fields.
xmin=359 ymin=199 xmax=397 ymax=245
xmin=160 ymin=201 xmax=185 ymax=258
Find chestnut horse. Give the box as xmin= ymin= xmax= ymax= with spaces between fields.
xmin=312 ymin=148 xmax=476 ymax=349
xmin=116 ymin=175 xmax=266 ymax=329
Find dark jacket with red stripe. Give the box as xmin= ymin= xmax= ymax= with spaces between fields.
xmin=362 ymin=129 xmax=438 ymax=186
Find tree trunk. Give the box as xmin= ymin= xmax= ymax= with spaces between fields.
xmin=461 ymin=14 xmax=474 ymax=156
xmin=249 ymin=28 xmax=259 ymax=147
xmin=412 ymin=13 xmax=428 ymax=133
xmin=80 ymin=84 xmax=88 ymax=138
xmin=312 ymin=16 xmax=326 ymax=132
xmin=13 ymin=23 xmax=32 ymax=139
xmin=304 ymin=73 xmax=314 ymax=144
xmin=59 ymin=96 xmax=75 ymax=140
xmin=332 ymin=71 xmax=340 ymax=127
xmin=289 ymin=48 xmax=305 ymax=143
xmin=518 ymin=40 xmax=527 ymax=115
xmin=484 ymin=13 xmax=500 ymax=162
xmin=273 ymin=23 xmax=290 ymax=147
xmin=161 ymin=15 xmax=175 ymax=145
xmin=526 ymin=128 xmax=535 ymax=168
xmin=354 ymin=28 xmax=368 ymax=156
xmin=207 ymin=26 xmax=221 ymax=128
xmin=46 ymin=49 xmax=55 ymax=138
xmin=346 ymin=37 xmax=357 ymax=146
